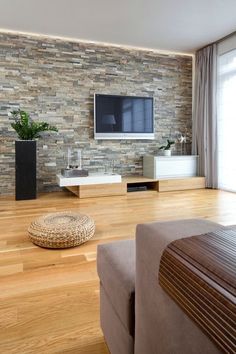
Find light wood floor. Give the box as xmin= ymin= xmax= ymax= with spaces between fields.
xmin=0 ymin=188 xmax=236 ymax=354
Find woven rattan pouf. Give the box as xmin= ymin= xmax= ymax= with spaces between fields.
xmin=28 ymin=211 xmax=95 ymax=249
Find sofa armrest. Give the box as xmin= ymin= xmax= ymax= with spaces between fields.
xmin=135 ymin=219 xmax=222 ymax=354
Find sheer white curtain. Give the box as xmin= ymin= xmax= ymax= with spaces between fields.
xmin=192 ymin=44 xmax=218 ymax=188
xmin=217 ymin=49 xmax=236 ymax=192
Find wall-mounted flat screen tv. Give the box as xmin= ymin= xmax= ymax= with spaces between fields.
xmin=94 ymin=94 xmax=154 ymax=139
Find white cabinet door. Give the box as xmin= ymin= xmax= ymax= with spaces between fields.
xmin=143 ymin=156 xmax=198 ymax=179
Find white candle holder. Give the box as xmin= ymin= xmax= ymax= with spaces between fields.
xmin=67 ymin=148 xmax=82 ymax=170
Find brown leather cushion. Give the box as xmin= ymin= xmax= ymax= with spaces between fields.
xmin=97 ymin=240 xmax=135 ymax=336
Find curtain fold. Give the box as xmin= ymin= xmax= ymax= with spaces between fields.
xmin=192 ymin=44 xmax=218 ymax=188
xmin=217 ymin=49 xmax=236 ymax=192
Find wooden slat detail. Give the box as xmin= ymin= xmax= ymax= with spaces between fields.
xmin=159 ymin=228 xmax=236 ymax=354
xmin=158 ymin=177 xmax=206 ymax=192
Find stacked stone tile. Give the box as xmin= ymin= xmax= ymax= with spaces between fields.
xmin=0 ymin=32 xmax=192 ymax=195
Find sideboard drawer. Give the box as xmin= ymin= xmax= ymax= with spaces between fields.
xmin=143 ymin=155 xmax=199 ymax=179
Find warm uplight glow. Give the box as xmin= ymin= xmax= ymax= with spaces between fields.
xmin=0 ymin=28 xmax=193 ymax=57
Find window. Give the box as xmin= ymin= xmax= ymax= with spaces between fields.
xmin=217 ymin=49 xmax=236 ymax=192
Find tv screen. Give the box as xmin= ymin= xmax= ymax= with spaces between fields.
xmin=94 ymin=94 xmax=154 ymax=139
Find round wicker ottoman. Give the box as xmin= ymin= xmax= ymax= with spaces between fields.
xmin=28 ymin=211 xmax=95 ymax=249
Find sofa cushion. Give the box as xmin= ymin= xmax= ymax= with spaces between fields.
xmin=97 ymin=240 xmax=135 ymax=336
xmin=100 ymin=284 xmax=134 ymax=354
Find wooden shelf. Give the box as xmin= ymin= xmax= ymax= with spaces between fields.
xmin=58 ymin=174 xmax=206 ymax=198
xmin=157 ymin=177 xmax=206 ymax=192
xmin=71 ymin=183 xmax=127 ymax=198
xmin=122 ymin=176 xmax=157 ymax=184
xmin=123 ymin=176 xmax=205 ymax=193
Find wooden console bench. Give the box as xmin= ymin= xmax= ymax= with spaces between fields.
xmin=57 ymin=174 xmax=206 ymax=198
xmin=57 ymin=174 xmax=126 ymax=198
xmin=123 ymin=176 xmax=205 ymax=192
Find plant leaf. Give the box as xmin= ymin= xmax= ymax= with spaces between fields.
xmin=9 ymin=110 xmax=58 ymax=140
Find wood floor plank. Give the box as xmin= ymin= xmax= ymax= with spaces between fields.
xmin=0 ymin=263 xmax=23 ymax=276
xmin=0 ymin=189 xmax=236 ymax=353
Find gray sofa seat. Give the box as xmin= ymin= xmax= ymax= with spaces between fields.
xmin=98 ymin=218 xmax=226 ymax=354
xmin=97 ymin=239 xmax=135 ymax=354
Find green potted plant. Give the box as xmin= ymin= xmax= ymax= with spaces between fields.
xmin=9 ymin=109 xmax=57 ymax=200
xmin=159 ymin=139 xmax=175 ymax=156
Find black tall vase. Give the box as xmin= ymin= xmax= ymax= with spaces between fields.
xmin=15 ymin=140 xmax=37 ymax=200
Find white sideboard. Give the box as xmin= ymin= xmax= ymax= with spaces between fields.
xmin=143 ymin=155 xmax=199 ymax=179
xmin=57 ymin=174 xmax=121 ymax=187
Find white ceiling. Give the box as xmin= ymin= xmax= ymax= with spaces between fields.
xmin=0 ymin=0 xmax=235 ymax=54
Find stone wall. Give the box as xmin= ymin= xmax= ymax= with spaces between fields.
xmin=0 ymin=32 xmax=192 ymax=195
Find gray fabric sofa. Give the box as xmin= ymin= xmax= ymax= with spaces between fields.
xmin=97 ymin=219 xmax=224 ymax=354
